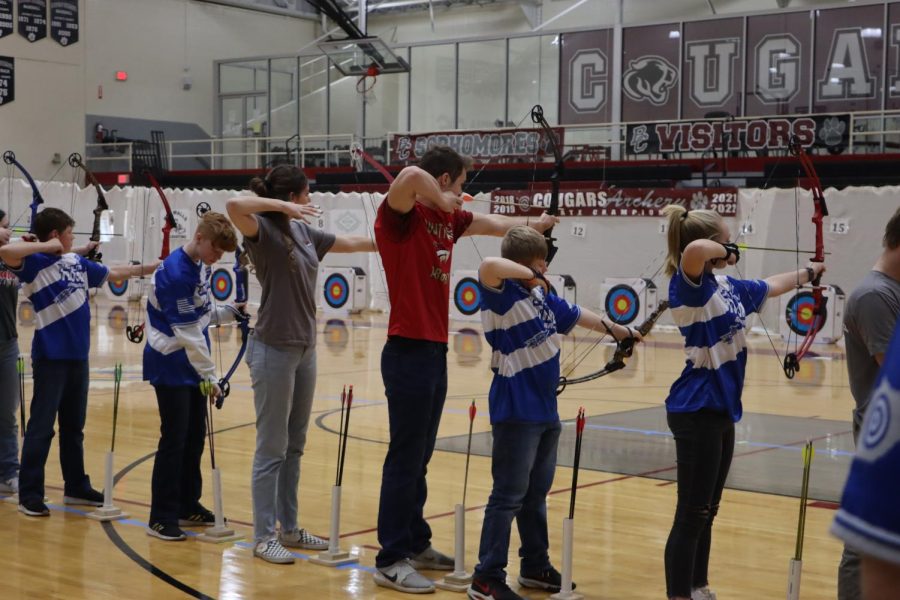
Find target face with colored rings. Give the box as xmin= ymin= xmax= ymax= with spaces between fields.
xmin=211 ymin=268 xmax=234 ymax=302
xmin=604 ymin=284 xmax=640 ymax=325
xmin=454 ymin=278 xmax=481 ymax=316
xmin=108 ymin=278 xmax=129 ymax=297
xmin=324 ymin=274 xmax=350 ymax=308
xmin=785 ymin=291 xmax=827 ymax=336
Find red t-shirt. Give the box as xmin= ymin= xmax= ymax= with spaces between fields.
xmin=375 ymin=200 xmax=474 ymax=343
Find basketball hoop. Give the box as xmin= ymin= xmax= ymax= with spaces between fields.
xmin=356 ymin=64 xmax=379 ymax=99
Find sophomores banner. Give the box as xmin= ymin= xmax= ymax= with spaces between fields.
xmin=489 ymin=187 xmax=738 ymax=217
xmin=390 ymin=128 xmax=565 ymax=163
xmin=625 ymin=114 xmax=850 ymax=155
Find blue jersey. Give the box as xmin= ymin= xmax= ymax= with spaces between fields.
xmin=831 ymin=323 xmax=900 ymax=566
xmin=14 ymin=253 xmax=109 ymax=360
xmin=480 ymin=279 xmax=580 ymax=424
xmin=666 ymin=270 xmax=768 ymax=422
xmin=143 ymin=248 xmax=214 ymax=387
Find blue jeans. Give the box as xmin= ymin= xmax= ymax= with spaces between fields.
xmin=473 ymin=420 xmax=561 ymax=581
xmin=19 ymin=359 xmax=93 ymax=504
xmin=376 ymin=337 xmax=448 ymax=568
xmin=149 ymin=384 xmax=206 ymax=526
xmin=0 ymin=339 xmax=20 ymax=480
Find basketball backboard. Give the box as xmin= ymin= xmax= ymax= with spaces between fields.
xmin=317 ymin=37 xmax=410 ymax=76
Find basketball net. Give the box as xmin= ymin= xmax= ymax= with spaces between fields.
xmin=356 ymin=64 xmax=379 ymax=104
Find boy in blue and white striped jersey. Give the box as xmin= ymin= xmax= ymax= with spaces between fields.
xmin=468 ymin=226 xmax=640 ymax=600
xmin=659 ymin=204 xmax=826 ymax=600
xmin=0 ymin=207 xmax=157 ymax=517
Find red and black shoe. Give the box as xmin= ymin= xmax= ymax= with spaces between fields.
xmin=467 ymin=576 xmax=523 ymax=600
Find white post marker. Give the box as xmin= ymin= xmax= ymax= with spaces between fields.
xmin=786 ymin=440 xmax=814 ymax=600
xmin=550 ymin=518 xmax=583 ymax=600
xmin=197 ymin=381 xmax=241 ymax=543
xmin=89 ymin=363 xmax=128 ymax=522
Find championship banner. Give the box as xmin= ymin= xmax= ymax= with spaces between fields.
xmin=17 ymin=0 xmax=47 ymax=42
xmin=625 ymin=114 xmax=849 ymax=155
xmin=0 ymin=0 xmax=13 ymax=39
xmin=489 ymin=187 xmax=738 ymax=218
xmin=49 ymin=0 xmax=78 ymax=46
xmin=390 ymin=127 xmax=565 ymax=163
xmin=0 ymin=56 xmax=14 ymax=106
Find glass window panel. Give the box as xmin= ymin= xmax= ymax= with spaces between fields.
xmin=458 ymin=40 xmax=506 ymax=129
xmin=300 ymin=55 xmax=328 ymax=138
xmin=508 ymin=35 xmax=559 ymax=126
xmin=270 ymin=58 xmax=298 ymax=139
xmin=366 ymin=47 xmax=409 ymax=155
xmin=219 ymin=60 xmax=267 ymax=94
xmin=410 ymin=44 xmax=456 ymax=131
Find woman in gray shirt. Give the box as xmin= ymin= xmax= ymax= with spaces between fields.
xmin=227 ymin=166 xmax=375 ymax=564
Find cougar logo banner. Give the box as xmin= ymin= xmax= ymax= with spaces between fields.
xmin=622 ymin=56 xmax=678 ymax=106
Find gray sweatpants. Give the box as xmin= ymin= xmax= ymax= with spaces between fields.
xmin=0 ymin=339 xmax=21 ymax=480
xmin=246 ymin=334 xmax=317 ymax=543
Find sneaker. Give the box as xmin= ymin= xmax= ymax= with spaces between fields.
xmin=0 ymin=476 xmax=18 ymax=494
xmin=146 ymin=522 xmax=187 ymax=541
xmin=278 ymin=528 xmax=328 ymax=550
xmin=179 ymin=506 xmax=217 ymax=527
xmin=692 ymin=586 xmax=718 ymax=600
xmin=468 ymin=576 xmax=523 ymax=600
xmin=253 ymin=539 xmax=295 ymax=564
xmin=18 ymin=499 xmax=50 ymax=517
xmin=410 ymin=545 xmax=454 ymax=571
xmin=63 ymin=487 xmax=104 ymax=506
xmin=373 ymin=558 xmax=435 ymax=594
xmin=517 ymin=566 xmax=574 ymax=593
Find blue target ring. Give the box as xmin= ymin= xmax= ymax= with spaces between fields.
xmin=604 ymin=284 xmax=639 ymax=325
xmin=454 ymin=278 xmax=481 ymax=316
xmin=785 ymin=291 xmax=826 ymax=337
xmin=107 ymin=278 xmax=129 ymax=297
xmin=211 ymin=268 xmax=234 ymax=302
xmin=324 ymin=274 xmax=350 ymax=308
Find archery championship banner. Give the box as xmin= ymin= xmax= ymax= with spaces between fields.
xmin=625 ymin=114 xmax=850 ymax=156
xmin=0 ymin=56 xmax=13 ymax=106
xmin=489 ymin=187 xmax=738 ymax=218
xmin=390 ymin=127 xmax=565 ymax=163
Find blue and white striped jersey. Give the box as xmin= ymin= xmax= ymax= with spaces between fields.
xmin=480 ymin=279 xmax=580 ymax=424
xmin=14 ymin=253 xmax=109 ymax=360
xmin=666 ymin=269 xmax=768 ymax=422
xmin=143 ymin=247 xmax=215 ymax=387
xmin=832 ymin=322 xmax=900 ymax=566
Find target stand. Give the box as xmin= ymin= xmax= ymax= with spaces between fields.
xmin=450 ymin=270 xmax=482 ymax=322
xmin=546 ymin=274 xmax=576 ymax=304
xmin=318 ymin=267 xmax=369 ymax=315
xmin=779 ymin=284 xmax=845 ymax=344
xmin=600 ymin=278 xmax=659 ymax=326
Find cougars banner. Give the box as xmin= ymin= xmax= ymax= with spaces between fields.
xmin=390 ymin=127 xmax=564 ymax=163
xmin=559 ymin=29 xmax=613 ymax=125
xmin=621 ymin=23 xmax=681 ymax=122
xmin=681 ymin=17 xmax=744 ymax=120
xmin=625 ymin=114 xmax=850 ymax=155
xmin=744 ymin=12 xmax=812 ymax=117
xmin=490 ymin=187 xmax=738 ymax=218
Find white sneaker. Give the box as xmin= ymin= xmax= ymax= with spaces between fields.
xmin=253 ymin=539 xmax=295 ymax=564
xmin=692 ymin=586 xmax=717 ymax=600
xmin=0 ymin=477 xmax=18 ymax=495
xmin=373 ymin=558 xmax=435 ymax=594
xmin=410 ymin=545 xmax=454 ymax=571
xmin=278 ymin=527 xmax=328 ymax=550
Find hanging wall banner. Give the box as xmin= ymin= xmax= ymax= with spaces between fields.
xmin=559 ymin=29 xmax=613 ymax=125
xmin=625 ymin=114 xmax=850 ymax=155
xmin=49 ymin=0 xmax=78 ymax=46
xmin=490 ymin=187 xmax=738 ymax=218
xmin=390 ymin=127 xmax=565 ymax=163
xmin=0 ymin=0 xmax=13 ymax=39
xmin=17 ymin=0 xmax=46 ymax=42
xmin=0 ymin=56 xmax=14 ymax=106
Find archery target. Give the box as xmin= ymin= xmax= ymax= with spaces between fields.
xmin=324 ymin=273 xmax=350 ymax=309
xmin=17 ymin=300 xmax=34 ymax=326
xmin=211 ymin=268 xmax=234 ymax=302
xmin=784 ymin=291 xmax=827 ymax=337
xmin=453 ymin=277 xmax=481 ymax=316
xmin=107 ymin=306 xmax=127 ymax=331
xmin=604 ymin=284 xmax=640 ymax=325
xmin=107 ymin=278 xmax=129 ymax=298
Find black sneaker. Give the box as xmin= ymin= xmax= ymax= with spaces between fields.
xmin=517 ymin=566 xmax=574 ymax=592
xmin=18 ymin=500 xmax=50 ymax=517
xmin=467 ymin=576 xmax=523 ymax=600
xmin=63 ymin=487 xmax=104 ymax=507
xmin=179 ymin=505 xmax=217 ymax=527
xmin=146 ymin=522 xmax=187 ymax=541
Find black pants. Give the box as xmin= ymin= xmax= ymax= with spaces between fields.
xmin=664 ymin=409 xmax=735 ymax=598
xmin=149 ymin=385 xmax=207 ymax=526
xmin=375 ymin=336 xmax=448 ymax=568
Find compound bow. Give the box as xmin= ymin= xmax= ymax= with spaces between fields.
xmin=2 ymin=151 xmax=44 ymax=235
xmin=67 ymin=153 xmax=109 ymax=262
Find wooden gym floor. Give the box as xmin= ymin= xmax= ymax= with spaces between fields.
xmin=0 ymin=298 xmax=851 ymax=599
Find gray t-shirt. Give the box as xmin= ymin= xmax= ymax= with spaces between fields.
xmin=244 ymin=216 xmax=335 ymax=349
xmin=844 ymin=270 xmax=900 ymax=426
